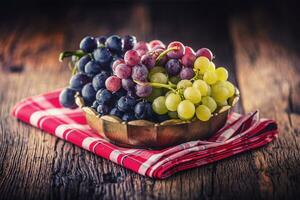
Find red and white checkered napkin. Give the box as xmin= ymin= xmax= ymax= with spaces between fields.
xmin=12 ymin=89 xmax=278 ymax=179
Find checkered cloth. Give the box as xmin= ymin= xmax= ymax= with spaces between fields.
xmin=11 ymin=89 xmax=278 ymax=179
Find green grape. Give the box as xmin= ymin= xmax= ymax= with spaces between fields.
xmin=146 ymin=88 xmax=163 ymax=102
xmin=207 ymin=85 xmax=211 ymax=96
xmin=183 ymin=87 xmax=201 ymax=104
xmin=177 ymin=80 xmax=192 ymax=89
xmin=215 ymin=67 xmax=228 ymax=81
xmin=212 ymin=85 xmax=229 ymax=102
xmin=201 ymin=96 xmax=217 ymax=113
xmin=169 ymin=76 xmax=180 ymax=84
xmin=208 ymin=61 xmax=216 ymax=71
xmin=149 ymin=66 xmax=166 ymax=78
xmin=165 ymin=93 xmax=181 ymax=111
xmin=224 ymin=81 xmax=235 ymax=97
xmin=216 ymin=100 xmax=228 ymax=106
xmin=152 ymin=96 xmax=168 ymax=115
xmin=193 ymin=80 xmax=208 ymax=96
xmin=196 ymin=105 xmax=212 ymax=121
xmin=150 ymin=72 xmax=168 ymax=84
xmin=194 ymin=56 xmax=210 ymax=74
xmin=168 ymin=111 xmax=178 ymax=119
xmin=203 ymin=71 xmax=218 ymax=85
xmin=177 ymin=100 xmax=195 ymax=120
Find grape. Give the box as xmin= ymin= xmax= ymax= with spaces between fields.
xmin=216 ymin=100 xmax=228 ymax=106
xmin=146 ymin=88 xmax=163 ymax=102
xmin=209 ymin=62 xmax=216 ymax=71
xmin=127 ymin=89 xmax=138 ymax=98
xmin=165 ymin=59 xmax=182 ymax=76
xmin=154 ymin=48 xmax=168 ymax=66
xmin=113 ymin=88 xmax=127 ymax=100
xmin=154 ymin=113 xmax=170 ymax=122
xmin=59 ymin=88 xmax=77 ymax=109
xmin=115 ymin=63 xmax=132 ymax=79
xmin=92 ymin=71 xmax=109 ymax=91
xmin=149 ymin=66 xmax=166 ymax=78
xmin=167 ymin=41 xmax=185 ymax=59
xmin=109 ymin=107 xmax=124 ymax=119
xmin=79 ymin=36 xmax=97 ymax=53
xmin=69 ymin=73 xmax=90 ymax=91
xmin=211 ymin=84 xmax=229 ymax=102
xmin=76 ymin=55 xmax=91 ymax=72
xmin=134 ymin=102 xmax=153 ymax=120
xmin=91 ymin=101 xmax=99 ymax=110
xmin=122 ymin=112 xmax=136 ymax=122
xmin=150 ymin=72 xmax=168 ymax=84
xmin=97 ymin=104 xmax=111 ymax=115
xmin=141 ymin=53 xmax=156 ymax=70
xmin=152 ymin=96 xmax=168 ymax=115
xmin=196 ymin=105 xmax=212 ymax=121
xmin=124 ymin=50 xmax=141 ymax=67
xmin=131 ymin=64 xmax=149 ymax=82
xmin=207 ymin=85 xmax=212 ymax=96
xmin=181 ymin=46 xmax=196 ymax=67
xmin=105 ymin=35 xmax=122 ymax=54
xmin=95 ymin=36 xmax=107 ymax=47
xmin=201 ymin=96 xmax=217 ymax=113
xmin=105 ymin=76 xmax=121 ymax=92
xmin=215 ymin=67 xmax=229 ymax=81
xmin=84 ymin=60 xmax=102 ymax=76
xmin=169 ymin=76 xmax=180 ymax=84
xmin=196 ymin=48 xmax=213 ymax=61
xmin=180 ymin=67 xmax=195 ymax=80
xmin=168 ymin=111 xmax=178 ymax=119
xmin=149 ymin=40 xmax=165 ymax=49
xmin=81 ymin=83 xmax=96 ymax=106
xmin=122 ymin=35 xmax=137 ymax=52
xmin=203 ymin=71 xmax=218 ymax=85
xmin=184 ymin=87 xmax=201 ymax=104
xmin=112 ymin=59 xmax=125 ymax=72
xmin=96 ymin=89 xmax=113 ymax=104
xmin=117 ymin=96 xmax=137 ymax=112
xmin=135 ymin=84 xmax=152 ymax=97
xmin=193 ymin=80 xmax=208 ymax=96
xmin=177 ymin=80 xmax=192 ymax=89
xmin=224 ymin=81 xmax=235 ymax=97
xmin=177 ymin=100 xmax=195 ymax=120
xmin=93 ymin=47 xmax=112 ymax=66
xmin=133 ymin=41 xmax=150 ymax=56
xmin=122 ymin=78 xmax=135 ymax=91
xmin=165 ymin=93 xmax=181 ymax=111
xmin=194 ymin=56 xmax=212 ymax=74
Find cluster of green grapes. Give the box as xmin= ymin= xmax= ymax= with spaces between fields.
xmin=149 ymin=55 xmax=236 ymax=122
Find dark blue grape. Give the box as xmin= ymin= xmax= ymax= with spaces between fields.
xmin=122 ymin=35 xmax=137 ymax=52
xmin=127 ymin=89 xmax=138 ymax=98
xmin=85 ymin=60 xmax=102 ymax=76
xmin=113 ymin=88 xmax=127 ymax=100
xmin=134 ymin=102 xmax=153 ymax=120
xmin=93 ymin=47 xmax=112 ymax=66
xmin=97 ymin=104 xmax=110 ymax=115
xmin=69 ymin=73 xmax=90 ymax=91
xmin=154 ymin=113 xmax=170 ymax=123
xmin=117 ymin=96 xmax=137 ymax=112
xmin=59 ymin=88 xmax=77 ymax=109
xmin=80 ymin=36 xmax=97 ymax=53
xmin=91 ymin=101 xmax=99 ymax=110
xmin=122 ymin=112 xmax=136 ymax=122
xmin=165 ymin=59 xmax=182 ymax=76
xmin=96 ymin=89 xmax=113 ymax=104
xmin=109 ymin=107 xmax=124 ymax=119
xmin=76 ymin=55 xmax=91 ymax=72
xmin=92 ymin=71 xmax=109 ymax=91
xmin=105 ymin=35 xmax=122 ymax=54
xmin=95 ymin=36 xmax=107 ymax=47
xmin=81 ymin=83 xmax=96 ymax=106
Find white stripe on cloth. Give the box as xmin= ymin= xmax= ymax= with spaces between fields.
xmin=55 ymin=124 xmax=91 ymax=139
xmin=82 ymin=137 xmax=102 ymax=151
xmin=109 ymin=149 xmax=138 ymax=164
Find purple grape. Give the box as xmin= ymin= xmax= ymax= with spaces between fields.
xmin=122 ymin=79 xmax=135 ymax=91
xmin=135 ymin=84 xmax=152 ymax=97
xmin=133 ymin=41 xmax=150 ymax=56
xmin=124 ymin=50 xmax=140 ymax=67
xmin=165 ymin=59 xmax=182 ymax=76
xmin=141 ymin=53 xmax=156 ymax=70
xmin=122 ymin=35 xmax=137 ymax=52
xmin=180 ymin=67 xmax=195 ymax=80
xmin=167 ymin=41 xmax=185 ymax=59
xmin=131 ymin=64 xmax=149 ymax=82
xmin=115 ymin=63 xmax=132 ymax=79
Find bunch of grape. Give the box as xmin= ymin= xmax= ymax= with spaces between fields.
xmin=59 ymin=36 xmax=236 ymax=123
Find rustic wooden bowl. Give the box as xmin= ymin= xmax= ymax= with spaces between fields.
xmin=75 ymin=89 xmax=239 ymax=149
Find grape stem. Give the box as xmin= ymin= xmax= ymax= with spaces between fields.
xmin=155 ymin=47 xmax=178 ymax=64
xmin=134 ymin=80 xmax=177 ymax=93
xmin=59 ymin=50 xmax=86 ymax=62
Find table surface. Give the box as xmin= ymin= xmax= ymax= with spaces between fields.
xmin=0 ymin=2 xmax=300 ymax=200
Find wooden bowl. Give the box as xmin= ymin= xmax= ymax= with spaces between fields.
xmin=75 ymin=89 xmax=239 ymax=149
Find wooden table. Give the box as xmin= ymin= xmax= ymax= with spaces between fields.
xmin=1 ymin=2 xmax=299 ymax=199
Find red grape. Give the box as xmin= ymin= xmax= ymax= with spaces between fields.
xmin=124 ymin=50 xmax=141 ymax=67
xmin=149 ymin=40 xmax=165 ymax=49
xmin=196 ymin=48 xmax=213 ymax=61
xmin=112 ymin=59 xmax=125 ymax=72
xmin=154 ymin=48 xmax=168 ymax=66
xmin=131 ymin=64 xmax=149 ymax=82
xmin=180 ymin=67 xmax=195 ymax=80
xmin=122 ymin=78 xmax=135 ymax=91
xmin=182 ymin=46 xmax=197 ymax=67
xmin=141 ymin=53 xmax=156 ymax=70
xmin=133 ymin=41 xmax=150 ymax=56
xmin=105 ymin=76 xmax=121 ymax=92
xmin=115 ymin=63 xmax=132 ymax=79
xmin=167 ymin=41 xmax=185 ymax=59
xmin=136 ymin=84 xmax=152 ymax=97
